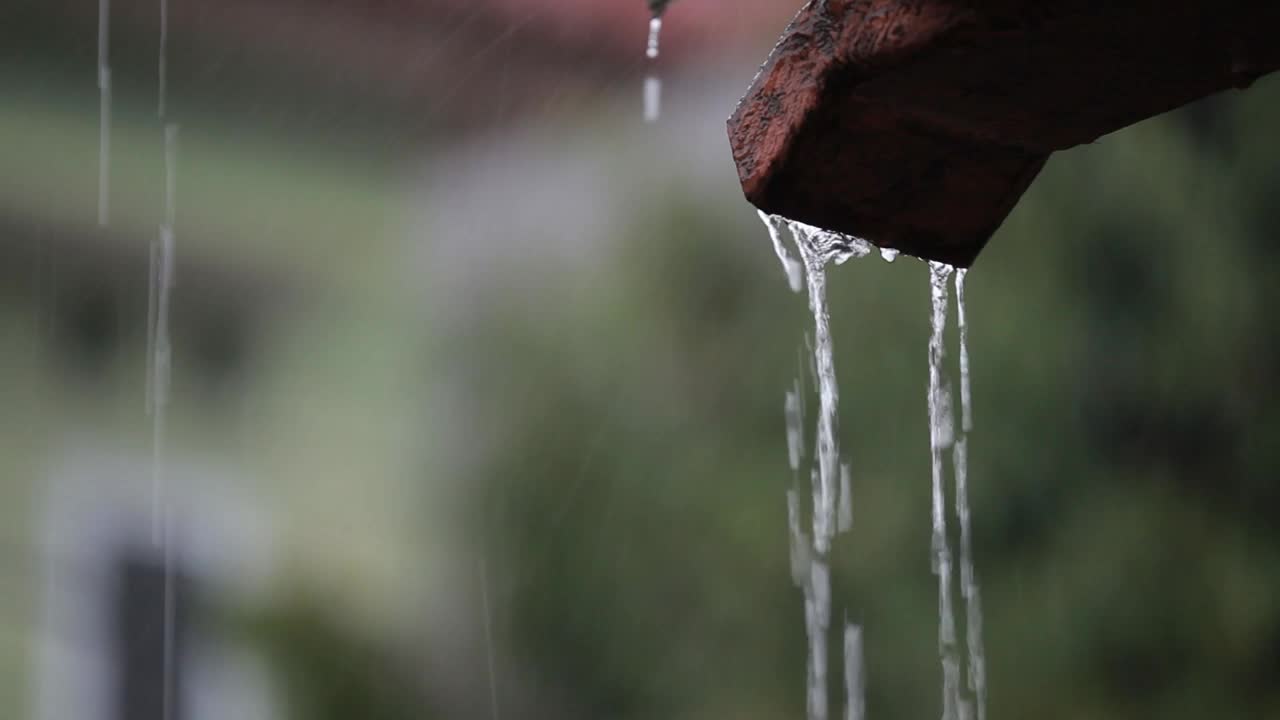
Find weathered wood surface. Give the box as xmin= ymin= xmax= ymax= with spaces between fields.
xmin=728 ymin=0 xmax=1280 ymax=267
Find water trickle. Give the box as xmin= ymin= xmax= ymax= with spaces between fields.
xmin=643 ymin=75 xmax=662 ymax=124
xmin=760 ymin=211 xmax=805 ymax=293
xmin=158 ymin=0 xmax=169 ymax=118
xmin=642 ymin=16 xmax=663 ymax=123
xmin=956 ymin=269 xmax=973 ymax=435
xmin=151 ymin=124 xmax=179 ymax=537
xmin=479 ymin=557 xmax=501 ymax=720
xmin=763 ymin=212 xmax=990 ymax=720
xmin=952 ymin=269 xmax=987 ymax=720
xmin=926 ymin=261 xmax=962 ymax=720
xmin=926 ymin=261 xmax=990 ymax=720
xmin=769 ymin=212 xmax=869 ymax=720
xmin=799 ymin=239 xmax=839 ymax=555
xmin=780 ymin=215 xmax=872 ymax=554
xmin=646 ymin=17 xmax=663 ymax=59
xmin=844 ymin=622 xmax=866 ymax=720
xmin=837 ymin=462 xmax=853 ymax=533
xmin=97 ymin=0 xmax=111 ymax=225
xmin=150 ymin=123 xmax=179 ymax=720
xmin=786 ymin=384 xmax=805 ymax=471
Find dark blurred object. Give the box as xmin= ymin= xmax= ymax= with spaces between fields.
xmin=728 ymin=0 xmax=1280 ymax=267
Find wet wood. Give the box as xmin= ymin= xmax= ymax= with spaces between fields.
xmin=728 ymin=0 xmax=1280 ymax=266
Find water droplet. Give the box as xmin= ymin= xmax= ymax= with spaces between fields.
xmin=646 ymin=17 xmax=663 ymax=59
xmin=643 ymin=75 xmax=662 ymax=124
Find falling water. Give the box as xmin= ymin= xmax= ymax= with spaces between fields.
xmin=844 ymin=622 xmax=866 ymax=720
xmin=952 ymin=269 xmax=987 ymax=720
xmin=760 ymin=211 xmax=805 ymax=293
xmin=766 ymin=213 xmax=871 ymax=720
xmin=479 ymin=558 xmax=501 ymax=720
xmin=158 ymin=0 xmax=169 ymax=118
xmin=926 ymin=262 xmax=963 ymax=720
xmin=927 ymin=262 xmax=990 ymax=720
xmin=97 ymin=0 xmax=111 ymax=225
xmin=643 ymin=76 xmax=662 ymax=124
xmin=763 ymin=213 xmax=988 ymax=719
xmin=784 ymin=217 xmax=870 ymax=554
xmin=151 ymin=124 xmax=178 ymax=544
xmin=837 ymin=462 xmax=853 ymax=534
xmin=150 ymin=123 xmax=179 ymax=720
xmin=643 ymin=16 xmax=663 ymax=123
xmin=646 ymin=17 xmax=663 ymax=59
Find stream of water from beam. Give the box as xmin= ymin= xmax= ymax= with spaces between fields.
xmin=762 ymin=213 xmax=986 ymax=719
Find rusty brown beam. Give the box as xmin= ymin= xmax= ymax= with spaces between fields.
xmin=728 ymin=0 xmax=1280 ymax=267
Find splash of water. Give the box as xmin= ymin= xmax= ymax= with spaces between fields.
xmin=879 ymin=248 xmax=900 ymax=263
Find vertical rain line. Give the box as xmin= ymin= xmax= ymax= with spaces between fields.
xmin=953 ymin=269 xmax=987 ymax=720
xmin=158 ymin=0 xmax=169 ymax=118
xmin=98 ymin=0 xmax=111 ymax=225
xmin=643 ymin=16 xmax=662 ymax=123
xmin=479 ymin=558 xmax=500 ymax=720
xmin=154 ymin=123 xmax=179 ymax=720
xmin=927 ymin=262 xmax=961 ymax=720
xmin=162 ymin=510 xmax=176 ymax=720
xmin=151 ymin=124 xmax=178 ymax=545
xmin=146 ymin=242 xmax=158 ymax=412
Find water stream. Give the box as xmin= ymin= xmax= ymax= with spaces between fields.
xmin=158 ymin=0 xmax=169 ymax=118
xmin=928 ymin=261 xmax=988 ymax=720
xmin=151 ymin=122 xmax=180 ymax=720
xmin=926 ymin=262 xmax=962 ymax=720
xmin=953 ymin=269 xmax=987 ymax=720
xmin=767 ymin=213 xmax=872 ymax=720
xmin=763 ymin=213 xmax=986 ymax=720
xmin=97 ymin=0 xmax=111 ymax=226
xmin=643 ymin=15 xmax=663 ymax=123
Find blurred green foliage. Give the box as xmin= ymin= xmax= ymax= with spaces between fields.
xmin=236 ymin=594 xmax=432 ymax=720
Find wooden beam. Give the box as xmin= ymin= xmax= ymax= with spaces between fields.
xmin=728 ymin=0 xmax=1280 ymax=266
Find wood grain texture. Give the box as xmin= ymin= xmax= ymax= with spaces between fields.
xmin=728 ymin=0 xmax=1280 ymax=267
